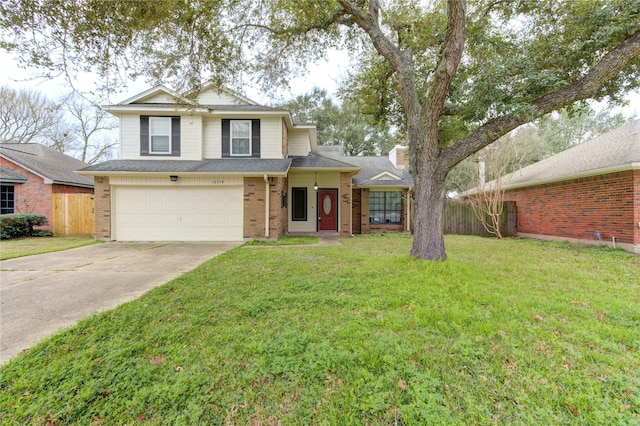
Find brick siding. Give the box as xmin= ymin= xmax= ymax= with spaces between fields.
xmin=93 ymin=176 xmax=111 ymax=240
xmin=1 ymin=158 xmax=52 ymax=229
xmin=244 ymin=176 xmax=288 ymax=240
xmin=340 ymin=172 xmax=351 ymax=236
xmin=503 ymin=170 xmax=638 ymax=245
xmin=52 ymin=184 xmax=93 ymax=194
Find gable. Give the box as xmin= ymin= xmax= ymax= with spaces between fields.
xmin=197 ymin=88 xmax=246 ymax=105
xmin=134 ymin=92 xmax=177 ymax=104
xmin=372 ymin=171 xmax=401 ymax=181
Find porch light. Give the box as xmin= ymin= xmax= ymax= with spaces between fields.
xmin=170 ymin=175 xmax=178 ymax=182
xmin=313 ymin=172 xmax=318 ymax=191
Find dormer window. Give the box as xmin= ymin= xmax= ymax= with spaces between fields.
xmin=149 ymin=117 xmax=172 ymax=154
xmin=231 ymin=120 xmax=251 ymax=156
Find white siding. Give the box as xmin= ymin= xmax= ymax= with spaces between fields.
xmin=110 ymin=176 xmax=243 ymax=186
xmin=260 ymin=117 xmax=283 ymax=159
xmin=120 ymin=114 xmax=140 ymax=159
xmin=203 ymin=117 xmax=222 ymax=159
xmin=288 ymin=129 xmax=310 ymax=156
xmin=181 ymin=115 xmax=202 ymax=160
xmin=119 ymin=113 xmax=203 ymax=160
xmin=197 ymin=88 xmax=245 ymax=105
xmin=202 ymin=115 xmax=283 ymax=159
xmin=135 ymin=92 xmax=176 ymax=103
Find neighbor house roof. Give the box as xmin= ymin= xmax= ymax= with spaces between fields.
xmin=317 ymin=145 xmax=414 ymax=188
xmin=0 ymin=143 xmax=94 ymax=188
xmin=0 ymin=167 xmax=28 ymax=183
xmin=77 ymin=158 xmax=293 ymax=176
xmin=500 ymin=119 xmax=640 ymax=190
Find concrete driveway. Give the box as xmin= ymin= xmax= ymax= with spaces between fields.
xmin=0 ymin=241 xmax=241 ymax=365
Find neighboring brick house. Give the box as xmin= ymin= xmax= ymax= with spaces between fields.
xmin=78 ymin=85 xmax=413 ymax=242
xmin=0 ymin=143 xmax=94 ymax=231
xmin=498 ymin=119 xmax=640 ymax=253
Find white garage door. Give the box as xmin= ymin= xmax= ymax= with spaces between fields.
xmin=113 ymin=186 xmax=243 ymax=241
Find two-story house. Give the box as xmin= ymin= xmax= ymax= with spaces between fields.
xmin=78 ymin=85 xmax=413 ymax=241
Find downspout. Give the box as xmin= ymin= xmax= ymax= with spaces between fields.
xmin=264 ymin=174 xmax=270 ymax=238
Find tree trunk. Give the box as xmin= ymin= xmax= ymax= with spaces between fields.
xmin=410 ymin=166 xmax=448 ymax=260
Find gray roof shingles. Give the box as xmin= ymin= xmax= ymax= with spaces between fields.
xmin=79 ymin=158 xmax=292 ymax=174
xmin=317 ymin=145 xmax=414 ymax=187
xmin=0 ymin=144 xmax=94 ymax=187
xmin=504 ymin=119 xmax=640 ymax=189
xmin=0 ymin=167 xmax=27 ymax=183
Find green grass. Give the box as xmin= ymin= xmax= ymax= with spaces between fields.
xmin=244 ymin=235 xmax=319 ymax=246
xmin=1 ymin=235 xmax=638 ymax=424
xmin=0 ymin=236 xmax=100 ymax=260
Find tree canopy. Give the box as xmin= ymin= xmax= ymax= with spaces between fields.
xmin=3 ymin=0 xmax=638 ymax=259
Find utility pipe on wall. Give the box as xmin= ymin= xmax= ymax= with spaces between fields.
xmin=264 ymin=174 xmax=270 ymax=238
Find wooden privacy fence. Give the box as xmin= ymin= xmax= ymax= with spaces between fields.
xmin=443 ymin=200 xmax=517 ymax=237
xmin=52 ymin=193 xmax=94 ymax=236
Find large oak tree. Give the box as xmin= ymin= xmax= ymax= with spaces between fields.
xmin=3 ymin=0 xmax=638 ymax=259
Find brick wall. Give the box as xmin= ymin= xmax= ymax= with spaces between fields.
xmin=352 ymin=188 xmax=362 ymax=234
xmin=245 ymin=176 xmax=287 ymax=240
xmin=268 ymin=176 xmax=288 ymax=239
xmin=340 ymin=172 xmax=351 ymax=236
xmin=52 ymin=184 xmax=93 ymax=194
xmin=243 ymin=177 xmax=266 ymax=238
xmin=0 ymin=158 xmax=53 ymax=230
xmin=360 ymin=188 xmax=369 ymax=234
xmin=93 ymin=176 xmax=111 ymax=240
xmin=635 ymin=170 xmax=640 ymax=247
xmin=503 ymin=170 xmax=637 ymax=245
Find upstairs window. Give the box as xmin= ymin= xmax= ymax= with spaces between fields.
xmin=231 ymin=120 xmax=251 ymax=156
xmin=149 ymin=117 xmax=172 ymax=154
xmin=140 ymin=116 xmax=181 ymax=157
xmin=222 ymin=119 xmax=260 ymax=158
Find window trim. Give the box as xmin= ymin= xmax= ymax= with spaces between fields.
xmin=291 ymin=187 xmax=308 ymax=221
xmin=1 ymin=185 xmax=15 ymax=214
xmin=369 ymin=191 xmax=403 ymax=225
xmin=148 ymin=116 xmax=172 ymax=154
xmin=230 ymin=119 xmax=252 ymax=157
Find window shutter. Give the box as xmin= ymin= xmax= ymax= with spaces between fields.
xmin=171 ymin=116 xmax=181 ymax=156
xmin=140 ymin=116 xmax=149 ymax=156
xmin=251 ymin=119 xmax=260 ymax=158
xmin=221 ymin=119 xmax=230 ymax=157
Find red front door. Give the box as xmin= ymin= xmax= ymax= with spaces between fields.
xmin=318 ymin=189 xmax=338 ymax=231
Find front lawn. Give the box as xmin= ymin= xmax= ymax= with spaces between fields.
xmin=0 ymin=236 xmax=100 ymax=260
xmin=1 ymin=235 xmax=638 ymax=424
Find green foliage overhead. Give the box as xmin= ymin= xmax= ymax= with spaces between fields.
xmin=279 ymin=88 xmax=398 ymax=155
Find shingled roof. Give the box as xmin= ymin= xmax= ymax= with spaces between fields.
xmin=0 ymin=143 xmax=94 ymax=188
xmin=502 ymin=119 xmax=640 ymax=190
xmin=317 ymin=145 xmax=414 ymax=188
xmin=78 ymin=158 xmax=293 ymax=175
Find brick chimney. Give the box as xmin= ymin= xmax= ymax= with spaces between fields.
xmin=389 ymin=145 xmax=409 ymax=169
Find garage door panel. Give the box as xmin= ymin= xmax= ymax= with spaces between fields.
xmin=114 ymin=186 xmax=243 ymax=241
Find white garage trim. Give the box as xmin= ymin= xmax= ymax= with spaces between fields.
xmin=112 ymin=185 xmax=243 ymax=241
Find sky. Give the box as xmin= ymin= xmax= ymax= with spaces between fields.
xmin=0 ymin=49 xmax=352 ymax=106
xmin=0 ymin=48 xmax=638 ymax=118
